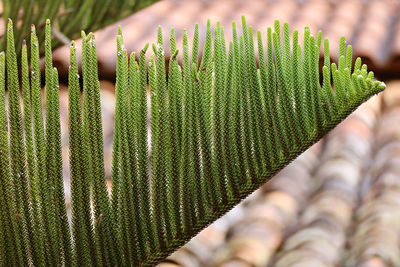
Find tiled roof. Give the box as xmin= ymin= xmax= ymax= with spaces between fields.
xmin=52 ymin=0 xmax=400 ymax=79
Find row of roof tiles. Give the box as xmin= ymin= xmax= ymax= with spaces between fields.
xmin=49 ymin=0 xmax=400 ymax=79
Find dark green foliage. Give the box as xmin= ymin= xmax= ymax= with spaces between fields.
xmin=0 ymin=0 xmax=160 ymax=56
xmin=0 ymin=17 xmax=385 ymax=266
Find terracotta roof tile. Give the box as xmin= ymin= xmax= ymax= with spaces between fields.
xmin=48 ymin=0 xmax=400 ymax=78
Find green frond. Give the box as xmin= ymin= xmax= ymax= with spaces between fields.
xmin=0 ymin=50 xmax=24 ymax=267
xmin=167 ymin=46 xmax=183 ymax=236
xmin=6 ymin=19 xmax=32 ymax=266
xmin=213 ymin=22 xmax=229 ymax=203
xmin=68 ymin=41 xmax=99 ymax=266
xmin=135 ymin=43 xmax=156 ymax=257
xmin=21 ymin=40 xmax=46 ymax=267
xmin=48 ymin=67 xmax=73 ymax=266
xmin=82 ymin=32 xmax=121 ymax=266
xmin=31 ymin=22 xmax=59 ymax=266
xmin=116 ymin=41 xmax=136 ymax=265
xmin=0 ymin=17 xmax=385 ymax=267
xmin=179 ymin=29 xmax=196 ymax=233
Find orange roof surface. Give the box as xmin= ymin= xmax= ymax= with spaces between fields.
xmin=52 ymin=0 xmax=400 ymax=79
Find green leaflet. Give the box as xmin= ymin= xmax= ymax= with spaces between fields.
xmin=69 ymin=41 xmax=99 ymax=266
xmin=6 ymin=19 xmax=33 ymax=267
xmin=0 ymin=17 xmax=385 ymax=267
xmin=0 ymin=50 xmax=25 ymax=267
xmin=22 ymin=39 xmax=46 ymax=267
xmin=81 ymin=32 xmax=121 ymax=266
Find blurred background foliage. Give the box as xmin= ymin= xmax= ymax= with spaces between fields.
xmin=0 ymin=0 xmax=160 ymax=55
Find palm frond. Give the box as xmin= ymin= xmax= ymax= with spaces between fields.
xmin=0 ymin=17 xmax=385 ymax=266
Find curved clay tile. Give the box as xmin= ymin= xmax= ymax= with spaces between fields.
xmin=342 ymin=84 xmax=400 ymax=266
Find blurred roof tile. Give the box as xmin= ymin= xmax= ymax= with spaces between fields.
xmin=49 ymin=0 xmax=400 ymax=78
